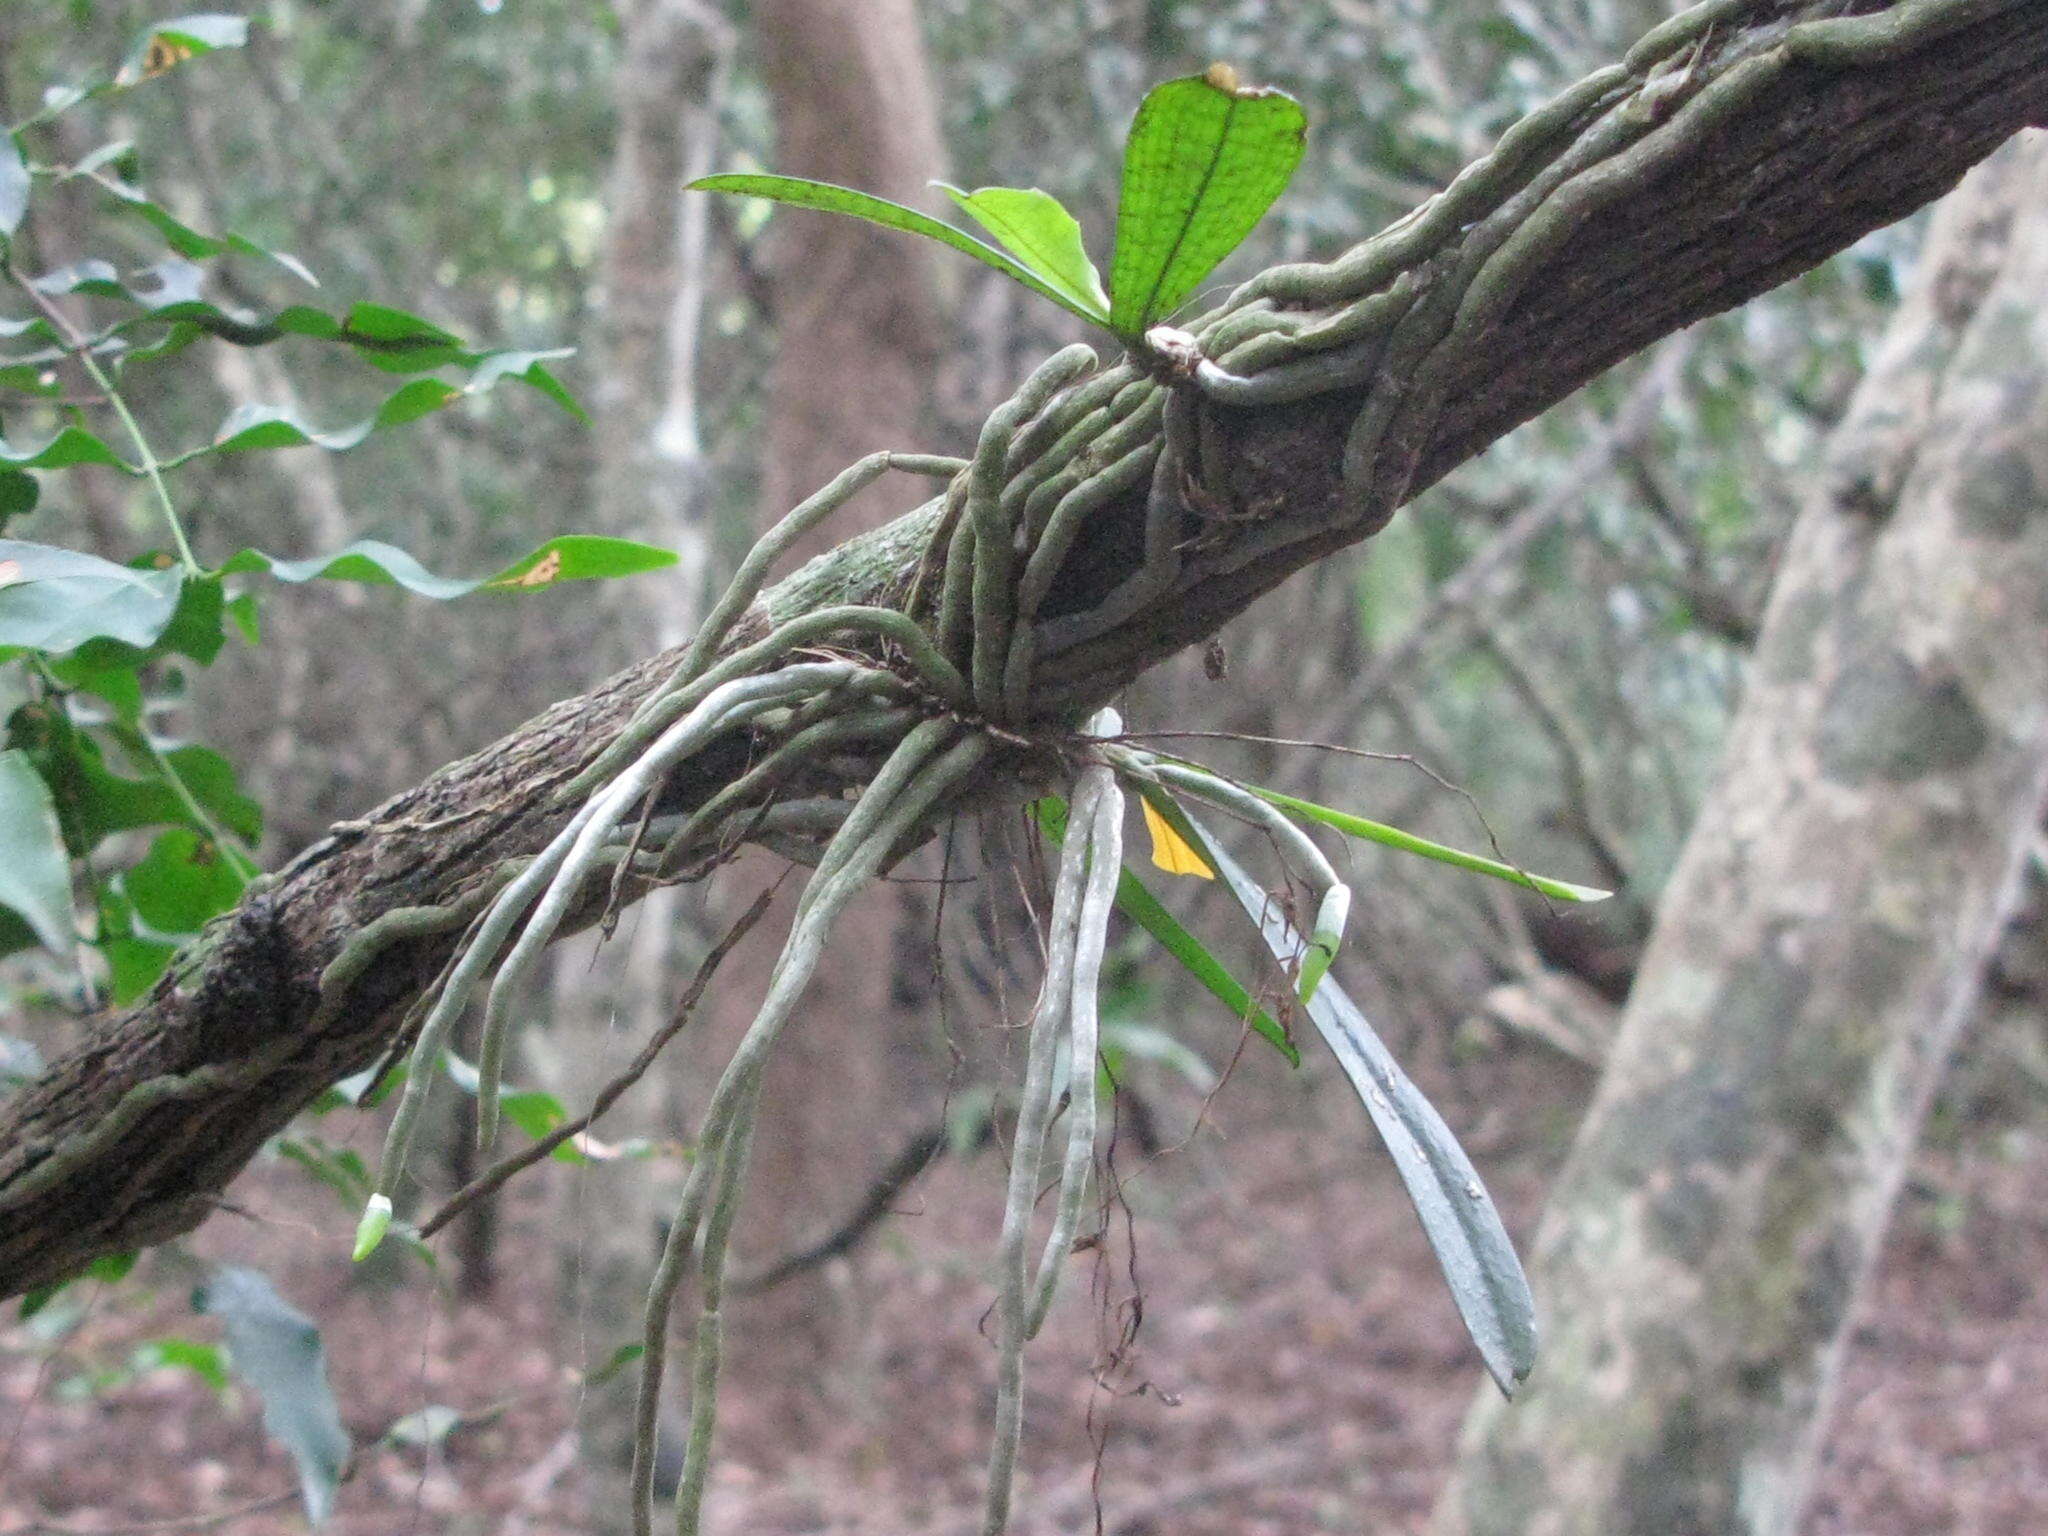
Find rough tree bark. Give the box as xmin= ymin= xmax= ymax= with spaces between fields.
xmin=1 ymin=0 xmax=2043 ymax=1301
xmin=1431 ymin=129 xmax=2048 ymax=1536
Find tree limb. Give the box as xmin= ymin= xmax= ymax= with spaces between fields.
xmin=2 ymin=0 xmax=2043 ymax=1298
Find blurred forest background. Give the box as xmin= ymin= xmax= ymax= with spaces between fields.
xmin=3 ymin=1 xmax=2046 ymax=1533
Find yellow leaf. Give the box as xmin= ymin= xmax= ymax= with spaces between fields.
xmin=1142 ymin=797 xmax=1215 ymax=880
xmin=495 ymin=549 xmax=563 ymax=589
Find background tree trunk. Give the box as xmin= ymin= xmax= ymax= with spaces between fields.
xmin=1433 ymin=130 xmax=2048 ymax=1536
xmin=544 ymin=3 xmax=731 ymax=1526
xmin=703 ymin=0 xmax=956 ymax=1441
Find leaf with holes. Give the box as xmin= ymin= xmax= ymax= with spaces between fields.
xmin=1108 ymin=67 xmax=1306 ymax=334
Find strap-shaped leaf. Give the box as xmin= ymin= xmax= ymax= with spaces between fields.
xmin=1225 ymin=776 xmax=1611 ymax=903
xmin=220 ymin=535 xmax=676 ymax=599
xmin=1152 ymin=790 xmax=1539 ymax=1396
xmin=935 ymin=183 xmax=1109 ymax=323
xmin=690 ymin=173 xmax=1113 ymax=328
xmin=1109 ymin=69 xmax=1306 ymax=334
xmin=0 ymin=750 xmax=76 ymax=956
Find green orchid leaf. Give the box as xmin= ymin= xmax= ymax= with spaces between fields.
xmin=1162 ymin=797 xmax=1539 ymax=1397
xmin=1035 ymin=795 xmax=1295 ymax=1065
xmin=1109 ymin=67 xmax=1307 ymax=334
xmin=0 ymin=540 xmax=183 ymax=653
xmin=221 ymin=534 xmax=676 ymax=599
xmin=934 ymin=183 xmax=1110 ymax=323
xmin=1241 ymin=781 xmax=1611 ymax=903
xmin=689 ymin=172 xmax=1112 ymax=328
xmin=0 ymin=750 xmax=76 ymax=955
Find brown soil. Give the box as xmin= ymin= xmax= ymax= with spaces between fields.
xmin=3 ymin=1040 xmax=2044 ymax=1535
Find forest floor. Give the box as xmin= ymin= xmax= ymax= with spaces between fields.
xmin=3 ymin=1024 xmax=2045 ymax=1536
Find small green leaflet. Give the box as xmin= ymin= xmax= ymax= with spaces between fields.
xmin=116 ymin=14 xmax=252 ymax=87
xmin=122 ymin=827 xmax=247 ymax=935
xmin=0 ymin=750 xmax=76 ymax=954
xmin=0 ymin=132 xmax=29 ymax=239
xmin=692 ymin=65 xmax=1304 ymax=343
xmin=936 ymin=184 xmax=1110 ymax=323
xmin=221 ymin=535 xmax=678 ymax=598
xmin=0 ymin=360 xmax=584 ymax=480
xmin=1109 ymin=66 xmax=1307 ymax=334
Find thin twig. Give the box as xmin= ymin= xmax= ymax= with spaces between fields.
xmin=415 ymin=890 xmax=771 ymax=1241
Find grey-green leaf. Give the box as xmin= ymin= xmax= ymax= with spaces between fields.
xmin=0 ymin=751 xmax=76 ymax=956
xmin=689 ymin=172 xmax=1112 ymax=328
xmin=0 ymin=132 xmax=29 ymax=239
xmin=196 ymin=1267 xmax=350 ymax=1526
xmin=1108 ymin=69 xmax=1307 ymax=334
xmin=0 ymin=540 xmax=183 ymax=653
xmin=935 ymin=183 xmax=1109 ymax=323
xmin=1164 ymin=799 xmax=1539 ymax=1396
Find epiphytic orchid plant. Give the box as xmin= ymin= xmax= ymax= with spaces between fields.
xmin=690 ymin=64 xmax=1309 ymax=344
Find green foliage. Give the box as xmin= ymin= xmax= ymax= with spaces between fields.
xmin=1235 ymin=780 xmax=1610 ymax=903
xmin=1106 ymin=66 xmax=1306 ymax=335
xmin=0 ymin=22 xmax=673 ymax=1007
xmin=692 ymin=66 xmax=1305 ymax=343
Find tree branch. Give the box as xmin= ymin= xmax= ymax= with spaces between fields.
xmin=2 ymin=0 xmax=2043 ymax=1298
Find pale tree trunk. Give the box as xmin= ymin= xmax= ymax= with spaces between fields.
xmin=1434 ymin=131 xmax=2048 ymax=1536
xmin=703 ymin=0 xmax=955 ymax=1436
xmin=543 ymin=3 xmax=731 ymax=1528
